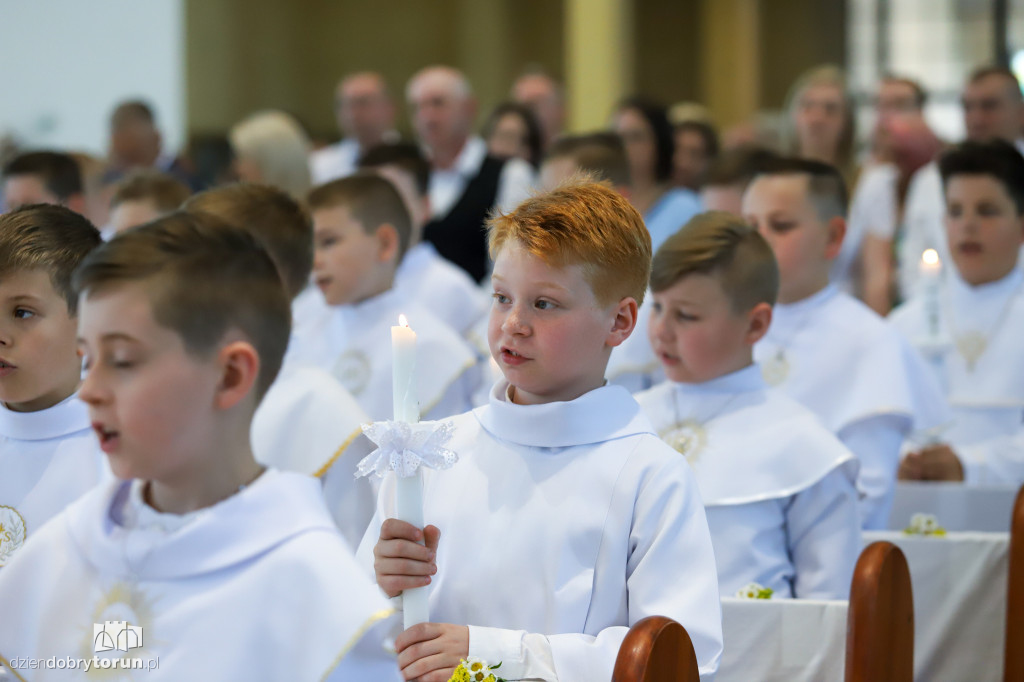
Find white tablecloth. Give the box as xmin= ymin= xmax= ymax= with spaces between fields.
xmin=717 ymin=598 xmax=848 ymax=682
xmin=863 ymin=531 xmax=1009 ymax=682
xmin=887 ymin=482 xmax=1019 ymax=532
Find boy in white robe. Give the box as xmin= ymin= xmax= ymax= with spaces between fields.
xmin=358 ymin=142 xmax=489 ymax=337
xmin=892 ymin=140 xmax=1024 ymax=485
xmin=0 ymin=212 xmax=400 ymax=680
xmin=185 ymin=183 xmax=376 ymax=547
xmin=0 ymin=205 xmax=106 ymax=569
xmin=634 ymin=212 xmax=861 ymax=599
xmin=359 ymin=180 xmax=723 ymax=681
xmin=290 ymin=173 xmax=480 ymax=421
xmin=743 ymin=158 xmax=948 ymax=530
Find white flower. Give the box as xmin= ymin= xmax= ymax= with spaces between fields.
xmin=736 ymin=582 xmax=773 ymax=599
xmin=355 ymin=419 xmax=458 ymax=479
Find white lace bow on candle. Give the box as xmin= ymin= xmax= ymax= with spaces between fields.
xmin=355 ymin=420 xmax=458 ymax=479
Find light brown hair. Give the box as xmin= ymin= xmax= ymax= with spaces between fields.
xmin=306 ymin=173 xmax=412 ymax=260
xmin=111 ymin=170 xmax=191 ymax=213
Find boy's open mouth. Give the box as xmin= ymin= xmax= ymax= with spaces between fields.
xmin=92 ymin=422 xmax=120 ymax=450
xmin=0 ymin=358 xmax=15 ymax=376
xmin=500 ymin=347 xmax=528 ymax=365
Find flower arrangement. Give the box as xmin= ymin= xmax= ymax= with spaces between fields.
xmin=447 ymin=658 xmax=507 ymax=682
xmin=736 ymin=582 xmax=774 ymax=599
xmin=903 ymin=512 xmax=946 ymax=536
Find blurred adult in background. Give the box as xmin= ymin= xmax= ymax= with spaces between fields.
xmin=511 ymin=70 xmax=566 ymax=153
xmin=310 ymin=72 xmax=398 ymax=185
xmin=785 ymin=65 xmax=858 ymax=184
xmin=104 ymin=100 xmax=197 ymax=190
xmin=230 ymin=110 xmax=313 ymax=201
xmin=407 ymin=66 xmax=534 ymax=282
xmin=668 ymin=102 xmax=720 ymax=191
xmin=855 ymin=76 xmax=942 ymax=313
xmin=185 ymin=134 xmax=236 ymax=191
xmin=785 ymin=64 xmax=862 ymax=292
xmin=483 ymin=102 xmax=544 ymax=168
xmin=2 ymin=151 xmax=84 ymax=214
xmin=891 ymin=66 xmax=1024 ymax=308
xmin=613 ymin=96 xmax=701 ymax=251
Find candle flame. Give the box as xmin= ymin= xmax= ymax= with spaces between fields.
xmin=922 ymin=249 xmax=939 ymax=266
xmin=398 ymin=314 xmax=409 ymax=328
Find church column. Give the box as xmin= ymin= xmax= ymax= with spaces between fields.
xmin=564 ymin=0 xmax=635 ymax=133
xmin=698 ymin=0 xmax=761 ymax=129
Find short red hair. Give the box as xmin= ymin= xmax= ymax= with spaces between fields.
xmin=487 ymin=179 xmax=651 ymax=306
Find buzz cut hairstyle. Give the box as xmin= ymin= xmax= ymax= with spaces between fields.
xmin=881 ymin=74 xmax=928 ymax=109
xmin=306 ymin=173 xmax=413 ymax=260
xmin=939 ymin=139 xmax=1024 ymax=215
xmin=545 ymin=133 xmax=631 ymax=187
xmin=487 ymin=178 xmax=652 ymax=307
xmin=755 ymin=156 xmax=849 ymax=221
xmin=72 ymin=211 xmax=290 ymax=401
xmin=650 ymin=211 xmax=779 ymax=312
xmin=0 ymin=204 xmax=101 ymax=315
xmin=2 ymin=151 xmax=83 ymax=202
xmin=111 ymin=170 xmax=192 ymax=213
xmin=357 ymin=142 xmax=431 ymax=197
xmin=184 ymin=183 xmax=313 ymax=300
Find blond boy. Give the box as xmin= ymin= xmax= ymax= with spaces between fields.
xmin=743 ymin=158 xmax=947 ymax=530
xmin=290 ymin=173 xmax=480 ymax=421
xmin=359 ymin=181 xmax=723 ymax=681
xmin=186 ymin=183 xmax=376 ymax=547
xmin=0 ymin=212 xmax=400 ymax=679
xmin=0 ymin=205 xmax=106 ymax=570
xmin=635 ymin=212 xmax=861 ymax=599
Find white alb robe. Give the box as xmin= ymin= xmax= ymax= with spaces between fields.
xmin=288 ymin=287 xmax=481 ymax=421
xmin=252 ymin=364 xmax=376 ymax=548
xmin=0 ymin=393 xmax=106 ymax=568
xmin=754 ymin=284 xmax=949 ymax=530
xmin=635 ymin=366 xmax=862 ymax=599
xmin=0 ymin=470 xmax=401 ymax=681
xmin=395 ymin=242 xmax=490 ymax=336
xmin=357 ymin=381 xmax=724 ymax=682
xmin=890 ymin=266 xmax=1024 ymax=484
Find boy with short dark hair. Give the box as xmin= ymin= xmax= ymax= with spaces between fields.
xmin=185 ymin=182 xmax=376 ymax=547
xmin=108 ymin=170 xmax=192 ymax=235
xmin=0 ymin=205 xmax=105 ymax=568
xmin=360 ymin=180 xmax=723 ymax=681
xmin=635 ymin=211 xmax=861 ymax=598
xmin=0 ymin=212 xmax=401 ymax=679
xmin=743 ymin=157 xmax=947 ymax=529
xmin=892 ymin=140 xmax=1024 ymax=484
xmin=2 ymin=151 xmax=85 ymax=213
xmin=292 ymin=173 xmax=480 ymax=421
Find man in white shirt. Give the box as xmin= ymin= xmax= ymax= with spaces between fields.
xmin=310 ymin=72 xmax=399 ymax=185
xmin=900 ymin=66 xmax=1024 ymax=300
xmin=407 ymin=66 xmax=535 ymax=282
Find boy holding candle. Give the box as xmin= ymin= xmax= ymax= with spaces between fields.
xmin=359 ymin=180 xmax=723 ymax=682
xmin=634 ymin=211 xmax=861 ymax=599
xmin=0 ymin=205 xmax=107 ymax=569
xmin=0 ymin=213 xmax=401 ymax=679
xmin=742 ymin=158 xmax=947 ymax=530
xmin=185 ymin=183 xmax=376 ymax=547
xmin=892 ymin=140 xmax=1024 ymax=484
xmin=290 ymin=173 xmax=481 ymax=421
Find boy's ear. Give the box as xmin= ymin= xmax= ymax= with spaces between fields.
xmin=824 ymin=216 xmax=847 ymax=260
xmin=376 ymin=224 xmax=401 ymax=263
xmin=605 ymin=296 xmax=639 ymax=348
xmin=214 ymin=340 xmax=260 ymax=410
xmin=745 ymin=302 xmax=773 ymax=346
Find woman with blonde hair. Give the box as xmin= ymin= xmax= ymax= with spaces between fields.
xmin=785 ymin=64 xmax=858 ymax=184
xmin=229 ymin=110 xmax=312 ymax=200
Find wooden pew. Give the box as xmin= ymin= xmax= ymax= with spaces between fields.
xmin=846 ymin=540 xmax=914 ymax=682
xmin=1006 ymin=485 xmax=1024 ymax=682
xmin=612 ymin=615 xmax=700 ymax=682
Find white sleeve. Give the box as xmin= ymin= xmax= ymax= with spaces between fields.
xmin=468 ymin=626 xmax=559 ymax=681
xmin=496 ymin=158 xmax=536 ymax=213
xmin=851 ymin=165 xmax=898 ymax=239
xmin=837 ymin=414 xmax=908 ymax=530
xmin=787 ymin=466 xmax=863 ymax=600
xmin=325 ymin=613 xmax=404 ymax=681
xmin=958 ymin=429 xmax=1024 ymax=486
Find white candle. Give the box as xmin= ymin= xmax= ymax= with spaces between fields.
xmin=391 ymin=314 xmax=429 ymax=628
xmin=920 ymin=249 xmax=942 ymax=340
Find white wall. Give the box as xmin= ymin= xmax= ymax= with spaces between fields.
xmin=0 ymin=0 xmax=185 ymax=157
